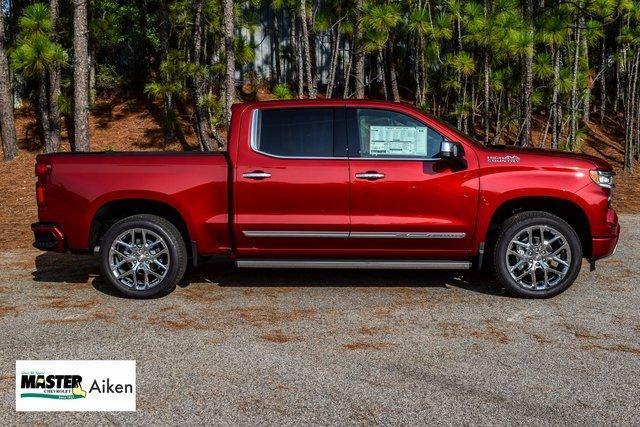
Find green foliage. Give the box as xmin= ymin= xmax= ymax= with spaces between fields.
xmin=407 ymin=9 xmax=431 ymax=36
xmin=531 ymin=89 xmax=544 ymax=107
xmin=95 ymin=64 xmax=123 ymax=94
xmin=539 ymin=15 xmax=570 ymax=48
xmin=18 ymin=3 xmax=52 ymax=35
xmin=57 ymin=92 xmax=73 ymax=117
xmin=447 ymin=51 xmax=475 ymax=76
xmin=559 ymin=128 xmax=587 ymax=151
xmin=533 ymin=53 xmax=553 ymax=80
xmin=203 ymin=96 xmax=226 ymax=128
xmin=272 ymin=84 xmax=292 ymax=100
xmin=10 ymin=3 xmax=67 ymax=79
xmin=362 ymin=2 xmax=401 ymax=32
xmin=6 ymin=0 xmax=636 ymax=154
xmin=235 ymin=37 xmax=256 ymax=67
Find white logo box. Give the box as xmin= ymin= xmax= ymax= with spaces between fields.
xmin=16 ymin=360 xmax=136 ymax=411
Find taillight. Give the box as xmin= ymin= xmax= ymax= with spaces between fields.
xmin=36 ymin=181 xmax=46 ymax=207
xmin=35 ymin=163 xmax=51 ymax=177
xmin=35 ymin=161 xmax=51 ymax=207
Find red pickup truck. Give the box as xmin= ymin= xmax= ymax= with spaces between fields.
xmin=32 ymin=100 xmax=619 ymax=298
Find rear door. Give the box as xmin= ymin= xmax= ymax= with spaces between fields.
xmin=233 ymin=106 xmax=350 ymax=257
xmin=345 ymin=107 xmax=479 ymax=258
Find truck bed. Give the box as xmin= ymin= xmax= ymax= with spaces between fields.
xmin=35 ymin=152 xmax=231 ymax=255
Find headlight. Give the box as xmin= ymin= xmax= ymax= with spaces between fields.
xmin=589 ymin=170 xmax=614 ymax=189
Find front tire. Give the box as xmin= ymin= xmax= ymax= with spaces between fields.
xmin=99 ymin=214 xmax=187 ymax=298
xmin=493 ymin=211 xmax=582 ymax=298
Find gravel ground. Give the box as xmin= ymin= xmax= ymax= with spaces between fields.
xmin=1 ymin=215 xmax=639 ymax=425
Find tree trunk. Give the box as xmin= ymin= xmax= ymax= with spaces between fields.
xmin=379 ymin=50 xmax=388 ymax=100
xmin=290 ymin=13 xmax=303 ymax=98
xmin=581 ymin=15 xmax=590 ymax=124
xmin=159 ymin=0 xmax=175 ymax=140
xmin=540 ymin=108 xmax=552 ymax=148
xmin=88 ymin=47 xmax=96 ymax=106
xmin=48 ymin=0 xmax=61 ymax=152
xmin=468 ymin=76 xmax=476 ymax=137
xmin=569 ymin=19 xmax=581 ymax=151
xmin=299 ymin=0 xmax=316 ymax=99
xmin=636 ymin=79 xmax=640 ymax=161
xmin=389 ymin=57 xmax=400 ymax=102
xmin=483 ymin=0 xmax=491 ymax=144
xmin=272 ymin=9 xmax=282 ymax=84
xmin=483 ymin=50 xmax=490 ymax=144
xmin=614 ymin=45 xmax=623 ymax=114
xmin=307 ymin=5 xmax=318 ymax=90
xmin=354 ymin=0 xmax=365 ymax=99
xmin=326 ymin=22 xmax=341 ymax=99
xmin=223 ymin=0 xmax=235 ymax=125
xmin=552 ymin=46 xmax=560 ymax=149
xmin=0 ymin=7 xmax=17 ymax=161
xmin=343 ymin=44 xmax=352 ymax=98
xmin=457 ymin=72 xmax=463 ymax=128
xmin=387 ymin=34 xmax=400 ymax=102
xmin=519 ymin=0 xmax=533 ymax=147
xmin=415 ymin=37 xmax=424 ymax=105
xmin=192 ymin=0 xmax=214 ymax=151
xmin=493 ymin=91 xmax=503 ymax=144
xmin=624 ymin=49 xmax=638 ymax=171
xmin=37 ymin=75 xmax=54 ymax=152
xmin=73 ymin=0 xmax=90 ymax=152
xmin=461 ymin=75 xmax=468 ymax=132
xmin=600 ymin=34 xmax=606 ymax=125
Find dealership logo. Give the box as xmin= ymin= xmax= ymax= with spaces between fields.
xmin=16 ymin=361 xmax=136 ymax=411
xmin=487 ymin=155 xmax=520 ymax=163
xmin=20 ymin=373 xmax=87 ymax=399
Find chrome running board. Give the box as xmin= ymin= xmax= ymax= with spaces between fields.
xmin=236 ymin=259 xmax=472 ymax=270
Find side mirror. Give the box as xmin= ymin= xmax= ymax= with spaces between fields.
xmin=439 ymin=140 xmax=464 ymax=159
xmin=438 ymin=141 xmax=467 ymax=170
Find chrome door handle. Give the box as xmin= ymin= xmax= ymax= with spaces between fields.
xmin=243 ymin=171 xmax=271 ymax=180
xmin=355 ymin=171 xmax=385 ymax=180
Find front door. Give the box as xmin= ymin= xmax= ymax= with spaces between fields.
xmin=345 ymin=107 xmax=479 ymax=258
xmin=233 ymin=106 xmax=351 ymax=258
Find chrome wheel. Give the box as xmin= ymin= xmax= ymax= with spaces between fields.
xmin=109 ymin=228 xmax=170 ymax=290
xmin=505 ymin=225 xmax=571 ymax=291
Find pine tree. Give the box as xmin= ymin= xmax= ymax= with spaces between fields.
xmin=0 ymin=6 xmax=18 ymax=161
xmin=73 ymin=0 xmax=90 ymax=151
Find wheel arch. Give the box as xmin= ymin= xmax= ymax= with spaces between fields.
xmin=484 ymin=196 xmax=592 ymax=258
xmin=89 ymin=199 xmax=192 ymax=257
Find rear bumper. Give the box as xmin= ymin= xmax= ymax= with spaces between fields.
xmin=31 ymin=222 xmax=67 ymax=252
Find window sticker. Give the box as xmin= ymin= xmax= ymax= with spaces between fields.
xmin=369 ymin=126 xmax=428 ymax=156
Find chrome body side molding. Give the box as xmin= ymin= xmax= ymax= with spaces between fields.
xmin=242 ymin=231 xmax=466 ymax=239
xmin=242 ymin=231 xmax=350 ymax=238
xmin=236 ymin=259 xmax=472 ymax=270
xmin=349 ymin=232 xmax=466 ymax=239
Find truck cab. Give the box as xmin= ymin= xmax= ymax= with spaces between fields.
xmin=229 ymin=100 xmax=479 ymax=261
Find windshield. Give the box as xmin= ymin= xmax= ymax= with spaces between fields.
xmin=421 ymin=111 xmax=485 ymax=147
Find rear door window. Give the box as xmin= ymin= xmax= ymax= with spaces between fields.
xmin=254 ymin=108 xmax=335 ymax=158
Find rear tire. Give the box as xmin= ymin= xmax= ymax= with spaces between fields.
xmin=492 ymin=211 xmax=582 ymax=298
xmin=99 ymin=214 xmax=187 ymax=298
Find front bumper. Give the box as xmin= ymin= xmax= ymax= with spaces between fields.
xmin=590 ymin=208 xmax=620 ymax=260
xmin=31 ymin=222 xmax=67 ymax=252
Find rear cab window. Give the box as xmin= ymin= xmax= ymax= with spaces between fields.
xmin=252 ymin=108 xmax=342 ymax=158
